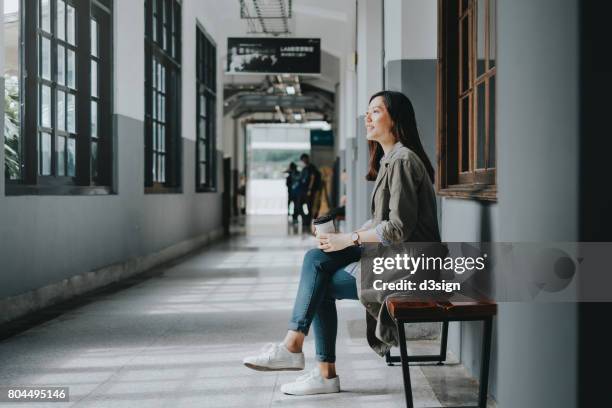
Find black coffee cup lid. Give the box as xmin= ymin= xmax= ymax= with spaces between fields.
xmin=313 ymin=214 xmax=335 ymax=225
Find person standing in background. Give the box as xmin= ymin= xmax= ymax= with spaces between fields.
xmin=285 ymin=162 xmax=301 ymax=224
xmin=298 ymin=154 xmax=321 ymax=227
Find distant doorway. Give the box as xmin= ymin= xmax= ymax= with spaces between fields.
xmin=246 ymin=125 xmax=310 ymax=215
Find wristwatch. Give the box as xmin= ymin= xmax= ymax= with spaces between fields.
xmin=351 ymin=232 xmax=361 ymax=246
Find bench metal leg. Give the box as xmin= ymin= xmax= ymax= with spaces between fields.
xmin=396 ymin=320 xmax=414 ymax=408
xmin=438 ymin=320 xmax=449 ymax=365
xmin=478 ymin=317 xmax=493 ymax=408
xmin=386 ymin=321 xmax=449 ymax=366
xmin=394 ymin=318 xmax=492 ymax=408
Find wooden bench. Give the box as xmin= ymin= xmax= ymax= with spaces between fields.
xmin=385 ymin=297 xmax=497 ymax=408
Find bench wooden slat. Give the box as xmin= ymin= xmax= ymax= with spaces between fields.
xmin=386 ymin=297 xmax=497 ymax=321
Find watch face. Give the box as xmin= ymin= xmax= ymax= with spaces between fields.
xmin=351 ymin=233 xmax=359 ymax=242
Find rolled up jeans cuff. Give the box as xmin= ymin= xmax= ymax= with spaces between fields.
xmin=316 ymin=353 xmax=336 ymax=363
xmin=288 ymin=322 xmax=310 ymax=336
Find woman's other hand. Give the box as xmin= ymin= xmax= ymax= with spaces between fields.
xmin=317 ymin=233 xmax=353 ymax=252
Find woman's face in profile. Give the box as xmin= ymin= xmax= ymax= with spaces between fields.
xmin=365 ymin=96 xmax=394 ymax=143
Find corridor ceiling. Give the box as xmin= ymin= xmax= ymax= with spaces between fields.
xmin=224 ymin=81 xmax=334 ymax=120
xmin=221 ymin=0 xmax=353 ymax=121
xmin=240 ymin=0 xmax=292 ymax=35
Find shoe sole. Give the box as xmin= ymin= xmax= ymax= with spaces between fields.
xmin=282 ymin=389 xmax=340 ymax=396
xmin=244 ymin=362 xmax=304 ymax=372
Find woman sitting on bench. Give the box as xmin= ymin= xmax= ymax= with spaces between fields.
xmin=243 ymin=90 xmax=442 ymax=396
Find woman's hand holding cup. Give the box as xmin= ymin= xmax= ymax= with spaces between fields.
xmin=317 ymin=232 xmax=353 ymax=252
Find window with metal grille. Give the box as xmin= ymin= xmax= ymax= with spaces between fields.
xmin=145 ymin=0 xmax=182 ymax=193
xmin=437 ymin=0 xmax=496 ymax=201
xmin=196 ymin=24 xmax=216 ymax=192
xmin=4 ymin=0 xmax=113 ymax=195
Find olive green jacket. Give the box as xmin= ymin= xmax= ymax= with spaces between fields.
xmin=355 ymin=142 xmax=443 ymax=356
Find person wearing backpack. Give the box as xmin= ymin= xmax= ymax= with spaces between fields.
xmin=285 ymin=162 xmax=302 ymax=224
xmin=297 ymin=153 xmax=321 ymax=227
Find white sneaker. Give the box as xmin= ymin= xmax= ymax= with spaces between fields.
xmin=280 ymin=368 xmax=340 ymax=395
xmin=243 ymin=343 xmax=305 ymax=371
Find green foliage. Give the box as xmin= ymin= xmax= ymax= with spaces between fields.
xmin=4 ymin=76 xmax=20 ymax=179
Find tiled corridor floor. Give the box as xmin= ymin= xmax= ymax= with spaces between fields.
xmin=0 ymin=216 xmax=495 ymax=407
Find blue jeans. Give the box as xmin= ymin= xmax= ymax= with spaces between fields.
xmin=288 ymin=246 xmax=361 ymax=363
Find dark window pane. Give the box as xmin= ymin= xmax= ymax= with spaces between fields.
xmin=200 ymin=163 xmax=206 ymax=184
xmin=39 ymin=132 xmax=52 ymax=175
xmin=91 ymin=141 xmax=98 ymax=178
xmin=160 ymin=64 xmax=165 ymax=92
xmin=159 ymin=95 xmax=165 ymax=122
xmin=67 ymin=137 xmax=75 ymax=176
xmin=476 ymin=81 xmax=486 ymax=169
xmin=67 ymin=49 xmax=76 ymax=88
xmin=156 ymin=154 xmax=161 ymax=182
xmin=67 ymin=93 xmax=75 ymax=133
xmin=57 ymin=90 xmax=65 ymax=130
xmin=461 ymin=96 xmax=470 ymax=172
xmin=57 ymin=45 xmax=65 ymax=85
xmin=488 ymin=76 xmax=496 ymax=167
xmin=91 ymin=60 xmax=98 ymax=97
xmin=40 ymin=0 xmax=51 ymax=32
xmin=198 ymin=118 xmax=205 ymax=140
xmin=40 ymin=84 xmax=51 ymax=128
xmin=91 ymin=101 xmax=98 ymax=138
xmin=199 ymin=139 xmax=206 ymax=162
xmin=160 ymin=155 xmax=165 ymax=182
xmin=4 ymin=0 xmax=22 ymax=180
xmin=489 ymin=0 xmax=496 ymax=68
xmin=57 ymin=0 xmax=65 ymax=40
xmin=57 ymin=135 xmax=66 ymax=176
xmin=461 ymin=0 xmax=469 ymax=13
xmin=159 ymin=125 xmax=165 ymax=151
xmin=91 ymin=19 xmax=98 ymax=57
xmin=460 ymin=17 xmax=469 ymax=92
xmin=476 ymin=0 xmax=486 ymax=77
xmin=40 ymin=36 xmax=51 ymax=80
xmin=66 ymin=4 xmax=76 ymax=45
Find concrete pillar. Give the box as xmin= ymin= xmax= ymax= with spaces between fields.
xmin=347 ymin=0 xmax=383 ymax=231
xmin=383 ymin=0 xmax=437 ymax=162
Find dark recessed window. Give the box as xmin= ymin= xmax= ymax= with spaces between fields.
xmin=437 ymin=0 xmax=497 ymax=201
xmin=4 ymin=0 xmax=114 ymax=195
xmin=145 ymin=0 xmax=182 ymax=193
xmin=196 ymin=24 xmax=216 ymax=192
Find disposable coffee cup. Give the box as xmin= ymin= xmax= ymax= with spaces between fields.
xmin=313 ymin=214 xmax=336 ymax=234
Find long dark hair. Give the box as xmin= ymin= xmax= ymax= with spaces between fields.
xmin=366 ymin=91 xmax=435 ymax=183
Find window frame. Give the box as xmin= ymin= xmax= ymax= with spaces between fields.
xmin=436 ymin=0 xmax=497 ymax=201
xmin=144 ymin=0 xmax=182 ymax=194
xmin=5 ymin=0 xmax=114 ymax=196
xmin=195 ymin=23 xmax=217 ymax=193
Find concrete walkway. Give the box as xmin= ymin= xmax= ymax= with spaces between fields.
xmin=0 ymin=216 xmax=495 ymax=407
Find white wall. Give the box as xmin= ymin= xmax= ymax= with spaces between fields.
xmin=114 ymin=0 xmax=145 ymax=121
xmin=114 ymin=0 xmax=224 ymax=148
xmin=356 ymin=0 xmax=383 ymax=111
xmin=384 ymin=0 xmax=436 ymax=63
